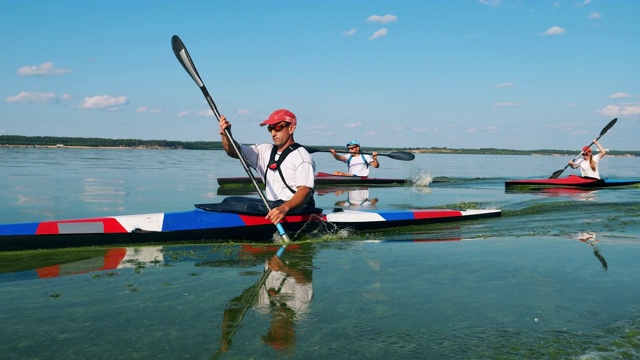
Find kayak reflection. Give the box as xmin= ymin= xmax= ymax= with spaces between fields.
xmin=506 ymin=186 xmax=599 ymax=201
xmin=0 ymin=247 xmax=164 ymax=282
xmin=577 ymin=232 xmax=608 ymax=271
xmin=216 ymin=243 xmax=315 ymax=356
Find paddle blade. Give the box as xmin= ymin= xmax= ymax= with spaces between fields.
xmin=171 ymin=35 xmax=205 ymax=88
xmin=549 ymin=169 xmax=564 ymax=179
xmin=599 ymin=118 xmax=617 ymax=137
xmin=385 ymin=152 xmax=415 ymax=161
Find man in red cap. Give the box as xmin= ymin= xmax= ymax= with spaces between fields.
xmin=219 ymin=109 xmax=315 ymax=224
xmin=568 ymin=139 xmax=607 ymax=179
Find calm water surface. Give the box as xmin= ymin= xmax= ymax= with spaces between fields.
xmin=1 ymin=147 xmax=640 ymax=359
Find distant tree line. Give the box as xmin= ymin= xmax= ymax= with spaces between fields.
xmin=1 ymin=135 xmax=638 ymax=156
xmin=0 ymin=135 xmax=223 ymax=150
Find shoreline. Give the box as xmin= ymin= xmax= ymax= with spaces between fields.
xmin=1 ymin=144 xmax=638 ymax=157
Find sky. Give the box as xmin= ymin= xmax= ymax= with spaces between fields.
xmin=1 ymin=0 xmax=639 ymax=151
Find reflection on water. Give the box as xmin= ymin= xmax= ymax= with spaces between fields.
xmin=216 ymin=245 xmax=315 ymax=357
xmin=578 ymin=232 xmax=608 ymax=270
xmin=2 ymin=149 xmax=640 ymax=358
xmin=333 ymin=189 xmax=378 ymax=208
xmin=506 ymin=186 xmax=600 ymax=201
xmin=2 ymin=238 xmax=640 ymax=358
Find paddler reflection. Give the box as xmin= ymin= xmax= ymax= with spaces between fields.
xmin=334 ymin=188 xmax=378 ymax=208
xmin=217 ymin=244 xmax=315 ymax=356
xmin=578 ymin=232 xmax=608 ymax=271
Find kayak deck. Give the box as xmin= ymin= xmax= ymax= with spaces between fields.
xmin=0 ymin=207 xmax=501 ymax=251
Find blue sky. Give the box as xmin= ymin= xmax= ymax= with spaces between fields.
xmin=1 ymin=0 xmax=638 ymax=150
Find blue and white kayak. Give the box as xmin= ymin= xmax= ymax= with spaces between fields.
xmin=0 ymin=202 xmax=501 ymax=251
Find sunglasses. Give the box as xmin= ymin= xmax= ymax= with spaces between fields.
xmin=347 ymin=146 xmax=358 ymax=150
xmin=267 ymin=122 xmax=290 ymax=133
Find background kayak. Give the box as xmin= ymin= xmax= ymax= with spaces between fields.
xmin=505 ymin=175 xmax=640 ymax=189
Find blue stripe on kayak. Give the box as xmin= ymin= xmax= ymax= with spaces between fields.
xmin=369 ymin=210 xmax=415 ymax=221
xmin=0 ymin=222 xmax=40 ymax=236
xmin=602 ymin=179 xmax=640 ymax=185
xmin=161 ymin=209 xmax=247 ymax=231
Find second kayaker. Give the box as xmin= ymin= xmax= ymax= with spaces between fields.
xmin=329 ymin=140 xmax=379 ymax=177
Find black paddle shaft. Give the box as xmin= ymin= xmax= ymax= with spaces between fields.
xmin=171 ymin=35 xmax=292 ymax=245
xmin=305 ymin=146 xmax=415 ymax=161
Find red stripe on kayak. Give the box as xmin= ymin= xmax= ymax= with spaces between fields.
xmin=412 ymin=210 xmax=462 ymax=219
xmin=507 ymin=175 xmax=599 ymax=185
xmin=238 ymin=213 xmax=321 ymax=226
xmin=36 ymin=264 xmax=60 ymax=278
xmin=101 ymin=248 xmax=128 ymax=270
xmin=35 ymin=218 xmax=128 ymax=235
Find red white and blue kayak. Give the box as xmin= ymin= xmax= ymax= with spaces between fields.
xmin=505 ymin=175 xmax=640 ymax=190
xmin=218 ymin=172 xmax=409 ymax=187
xmin=0 ymin=205 xmax=500 ymax=251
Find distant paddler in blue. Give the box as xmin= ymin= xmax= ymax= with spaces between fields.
xmin=329 ymin=140 xmax=379 ymax=177
xmin=568 ymin=139 xmax=607 ymax=179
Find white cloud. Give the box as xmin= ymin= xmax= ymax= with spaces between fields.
xmin=366 ymin=15 xmax=397 ymax=24
xmin=306 ymin=124 xmax=327 ymax=131
xmin=237 ymin=109 xmax=252 ymax=115
xmin=136 ymin=106 xmax=162 ymax=113
xmin=479 ymin=0 xmax=501 ymax=6
xmin=178 ymin=111 xmax=190 ymax=117
xmin=369 ymin=28 xmax=388 ymax=40
xmin=609 ymin=92 xmax=631 ymax=99
xmin=344 ymin=122 xmax=363 ymax=128
xmin=599 ymin=104 xmax=640 ymax=117
xmin=342 ymin=28 xmax=357 ymax=36
xmin=5 ymin=91 xmax=58 ymax=103
xmin=468 ymin=126 xmax=499 ymax=133
xmin=78 ymin=95 xmax=128 ymax=110
xmin=576 ymin=0 xmax=591 ymax=6
xmin=542 ymin=26 xmax=566 ymax=36
xmin=17 ymin=62 xmax=71 ymax=76
xmin=196 ymin=109 xmax=214 ymax=117
xmin=495 ymin=82 xmax=515 ymax=88
xmin=589 ymin=12 xmax=602 ymax=20
xmin=493 ymin=102 xmax=518 ymax=107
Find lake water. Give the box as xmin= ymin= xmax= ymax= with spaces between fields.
xmin=1 ymin=147 xmax=640 ymax=359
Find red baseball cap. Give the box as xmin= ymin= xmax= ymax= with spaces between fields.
xmin=260 ymin=109 xmax=297 ymax=127
xmin=582 ymin=146 xmax=592 ymax=154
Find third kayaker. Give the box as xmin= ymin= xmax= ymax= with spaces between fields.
xmin=568 ymin=139 xmax=607 ymax=179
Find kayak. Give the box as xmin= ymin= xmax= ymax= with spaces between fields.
xmin=0 ymin=200 xmax=501 ymax=251
xmin=505 ymin=175 xmax=640 ymax=190
xmin=218 ymin=172 xmax=409 ymax=188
